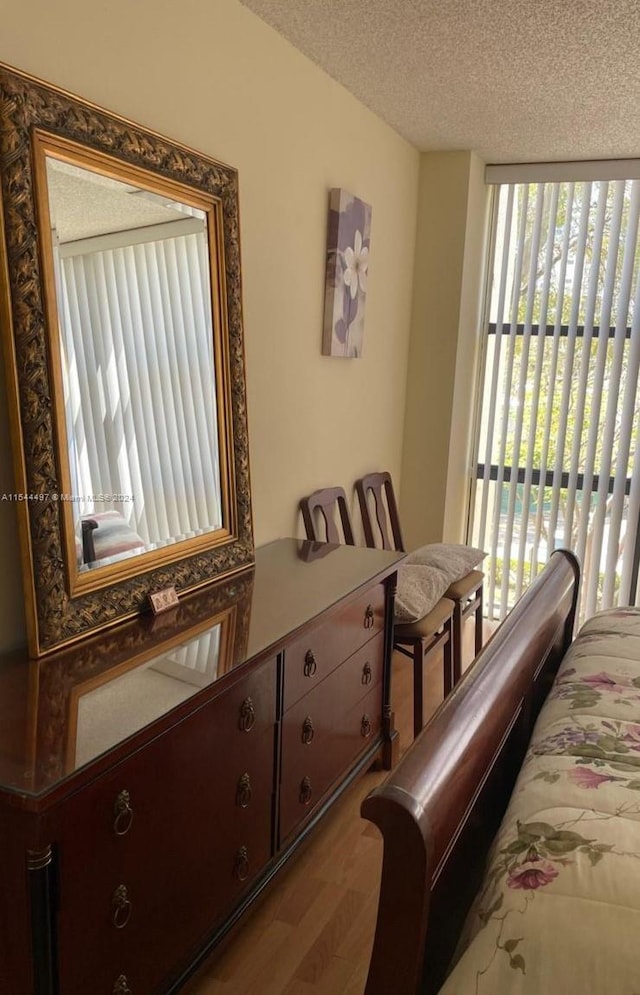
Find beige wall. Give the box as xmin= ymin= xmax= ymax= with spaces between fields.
xmin=0 ymin=0 xmax=419 ymax=650
xmin=400 ymin=152 xmax=489 ymax=550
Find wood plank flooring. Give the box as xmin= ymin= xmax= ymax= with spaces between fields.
xmin=183 ymin=618 xmax=494 ymax=995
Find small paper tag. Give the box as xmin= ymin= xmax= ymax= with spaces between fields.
xmin=148 ymin=586 xmax=180 ymax=615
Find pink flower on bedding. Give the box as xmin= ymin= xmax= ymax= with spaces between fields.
xmin=581 ymin=672 xmax=632 ymax=693
xmin=622 ymin=724 xmax=640 ymax=746
xmin=569 ymin=767 xmax=619 ymax=789
xmin=507 ymin=861 xmax=559 ymax=891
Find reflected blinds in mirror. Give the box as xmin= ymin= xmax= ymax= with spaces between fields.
xmin=55 ymin=229 xmax=222 ymax=556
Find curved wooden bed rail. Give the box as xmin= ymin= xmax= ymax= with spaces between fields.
xmin=362 ymin=550 xmax=580 ymax=995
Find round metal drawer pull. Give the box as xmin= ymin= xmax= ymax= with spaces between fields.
xmin=364 ymin=605 xmax=375 ymax=629
xmin=234 ymin=846 xmax=250 ymax=882
xmin=301 ymin=716 xmax=315 ymax=745
xmin=113 ymin=975 xmax=132 ymax=995
xmin=236 ymin=772 xmax=252 ymax=809
xmin=362 ymin=662 xmax=372 ymax=685
xmin=113 ymin=789 xmax=133 ymax=836
xmin=238 ymin=697 xmax=256 ymax=732
xmin=304 ymin=650 xmax=317 ymax=677
xmin=112 ymin=884 xmax=132 ymax=929
xmin=299 ymin=776 xmax=313 ymax=806
xmin=361 ymin=715 xmax=372 ymax=739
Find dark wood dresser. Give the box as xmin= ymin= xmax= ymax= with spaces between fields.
xmin=0 ymin=539 xmax=403 ymax=994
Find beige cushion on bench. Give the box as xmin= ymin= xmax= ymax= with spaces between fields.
xmin=395 ymin=563 xmax=449 ymax=623
xmin=407 ymin=543 xmax=486 ymax=586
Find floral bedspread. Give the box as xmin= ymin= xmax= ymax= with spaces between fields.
xmin=438 ymin=608 xmax=640 ymax=994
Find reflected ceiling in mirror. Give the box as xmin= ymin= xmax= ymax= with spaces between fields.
xmin=0 ymin=64 xmax=254 ymax=656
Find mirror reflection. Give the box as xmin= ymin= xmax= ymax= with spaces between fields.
xmin=73 ymin=622 xmax=222 ymax=767
xmin=45 ymin=155 xmax=223 ymax=571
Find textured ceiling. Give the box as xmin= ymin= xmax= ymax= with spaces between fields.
xmin=241 ymin=0 xmax=640 ymax=163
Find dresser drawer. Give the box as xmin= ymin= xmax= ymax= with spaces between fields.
xmin=283 ymin=584 xmax=385 ymax=711
xmin=335 ymin=632 xmax=384 ymax=710
xmin=335 ymin=681 xmax=383 ymax=769
xmin=279 ymin=636 xmax=384 ymax=843
xmin=51 ymin=660 xmax=276 ymax=994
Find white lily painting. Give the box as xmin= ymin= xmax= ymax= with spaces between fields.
xmin=322 ymin=189 xmax=372 ymax=358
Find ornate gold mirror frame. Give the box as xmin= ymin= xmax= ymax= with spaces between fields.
xmin=0 ymin=64 xmax=254 ymax=656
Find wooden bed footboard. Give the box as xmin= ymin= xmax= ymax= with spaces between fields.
xmin=361 ymin=549 xmax=580 ymax=995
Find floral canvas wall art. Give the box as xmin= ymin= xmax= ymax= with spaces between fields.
xmin=322 ymin=189 xmax=372 ymax=358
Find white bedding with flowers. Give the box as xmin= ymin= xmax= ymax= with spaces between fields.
xmin=439 ymin=608 xmax=640 ymax=995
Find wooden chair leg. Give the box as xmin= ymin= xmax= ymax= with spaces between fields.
xmin=474 ymin=585 xmax=484 ymax=656
xmin=452 ymin=600 xmax=463 ymax=686
xmin=443 ymin=617 xmax=454 ymax=697
xmin=413 ymin=641 xmax=424 ymax=740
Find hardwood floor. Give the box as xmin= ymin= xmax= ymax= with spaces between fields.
xmin=183 ymin=618 xmax=494 ymax=995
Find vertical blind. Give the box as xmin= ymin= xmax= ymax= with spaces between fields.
xmin=471 ymin=164 xmax=640 ymax=623
xmin=57 ymin=228 xmax=222 ymax=547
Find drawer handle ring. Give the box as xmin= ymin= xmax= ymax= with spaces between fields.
xmin=301 ymin=716 xmax=315 ymax=745
xmin=364 ymin=605 xmax=375 ymax=629
xmin=361 ymin=715 xmax=372 ymax=739
xmin=304 ymin=650 xmax=317 ymax=678
xmin=113 ymin=975 xmax=132 ymax=995
xmin=236 ymin=772 xmax=252 ymax=808
xmin=238 ymin=697 xmax=256 ymax=733
xmin=113 ymin=789 xmax=133 ymax=836
xmin=362 ymin=662 xmax=372 ymax=685
xmin=234 ymin=845 xmax=250 ymax=882
xmin=112 ymin=884 xmax=132 ymax=929
xmin=299 ymin=776 xmax=313 ymax=806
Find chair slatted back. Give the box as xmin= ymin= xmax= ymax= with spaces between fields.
xmin=300 ymin=487 xmax=355 ymax=546
xmin=355 ymin=472 xmax=405 ymax=553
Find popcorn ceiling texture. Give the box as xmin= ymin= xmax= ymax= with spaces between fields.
xmin=240 ymin=0 xmax=640 ymax=163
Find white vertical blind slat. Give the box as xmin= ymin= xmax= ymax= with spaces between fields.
xmin=563 ymin=183 xmax=609 ymax=558
xmin=483 ymin=186 xmax=515 ymax=617
xmin=576 ymin=182 xmax=625 ymax=618
xmin=546 ymin=182 xmax=592 ymax=551
xmin=515 ymin=184 xmax=557 ymax=596
xmin=498 ymin=185 xmax=530 ymax=616
xmin=531 ymin=183 xmax=573 ymax=570
xmin=591 ymin=184 xmax=640 ymax=609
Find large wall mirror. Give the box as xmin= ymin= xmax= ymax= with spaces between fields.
xmin=0 ymin=65 xmax=254 ymax=656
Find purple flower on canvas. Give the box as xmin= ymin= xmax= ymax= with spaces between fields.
xmin=569 ymin=767 xmax=619 ymax=789
xmin=507 ymin=861 xmax=559 ymax=891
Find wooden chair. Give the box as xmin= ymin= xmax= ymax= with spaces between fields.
xmin=300 ymin=486 xmax=454 ymax=737
xmin=355 ymin=471 xmax=484 ymax=685
xmin=299 ymin=486 xmax=355 ymax=545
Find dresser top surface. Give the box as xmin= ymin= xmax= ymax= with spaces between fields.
xmin=0 ymin=539 xmax=403 ymax=801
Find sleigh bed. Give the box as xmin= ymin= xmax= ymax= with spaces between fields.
xmin=363 ymin=549 xmax=640 ymax=994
